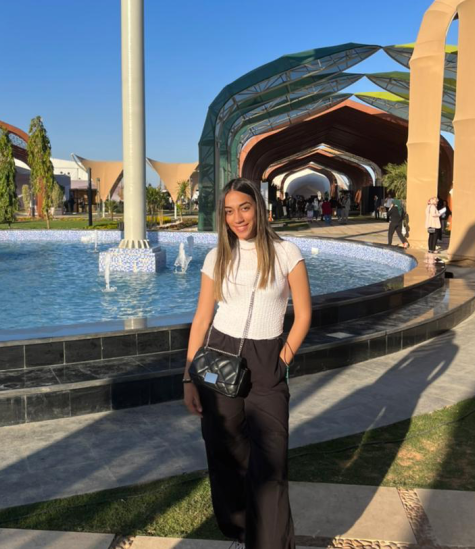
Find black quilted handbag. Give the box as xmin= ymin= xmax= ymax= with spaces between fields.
xmin=188 ymin=346 xmax=250 ymax=398
xmin=188 ymin=272 xmax=259 ymax=398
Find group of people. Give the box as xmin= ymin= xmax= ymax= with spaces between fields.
xmin=273 ymin=192 xmax=352 ymax=225
xmin=374 ymin=193 xmax=450 ymax=253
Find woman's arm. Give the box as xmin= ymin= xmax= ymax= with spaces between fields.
xmin=281 ymin=261 xmax=312 ymax=364
xmin=431 ymin=205 xmax=441 ymax=217
xmin=183 ymin=273 xmax=215 ymax=417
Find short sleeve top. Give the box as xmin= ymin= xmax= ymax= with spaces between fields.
xmin=201 ymin=238 xmax=305 ymax=339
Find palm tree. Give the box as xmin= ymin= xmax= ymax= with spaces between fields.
xmin=382 ymin=162 xmax=407 ymax=200
xmin=146 ymin=185 xmax=168 ymax=226
xmin=105 ymin=199 xmax=118 ymax=220
xmin=176 ymin=180 xmax=190 ymax=221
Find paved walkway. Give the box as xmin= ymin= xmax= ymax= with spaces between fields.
xmin=3 ymin=481 xmax=475 ymax=548
xmin=1 ymin=311 xmax=475 ymax=511
xmin=1 ymin=220 xmax=474 ymax=548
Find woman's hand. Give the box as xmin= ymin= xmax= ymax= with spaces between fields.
xmin=184 ymin=383 xmax=203 ymax=418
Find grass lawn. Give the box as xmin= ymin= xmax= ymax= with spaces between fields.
xmin=0 ymin=218 xmax=120 ymax=230
xmin=0 ymin=397 xmax=474 ymax=538
xmin=0 ymin=215 xmax=198 ymax=231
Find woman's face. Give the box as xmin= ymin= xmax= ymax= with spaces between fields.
xmin=224 ymin=190 xmax=257 ymax=240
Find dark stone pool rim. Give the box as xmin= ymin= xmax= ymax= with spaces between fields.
xmin=0 ymin=243 xmax=444 ymax=370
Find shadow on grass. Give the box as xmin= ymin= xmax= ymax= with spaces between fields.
xmin=287 ymin=329 xmax=459 ymax=541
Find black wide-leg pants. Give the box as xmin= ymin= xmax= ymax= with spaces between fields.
xmin=198 ymin=328 xmax=295 ymax=549
xmin=428 ymin=230 xmax=438 ymax=252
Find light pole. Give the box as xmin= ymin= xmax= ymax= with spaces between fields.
xmin=98 ymin=0 xmax=165 ymax=273
xmin=119 ymin=0 xmax=148 ymax=249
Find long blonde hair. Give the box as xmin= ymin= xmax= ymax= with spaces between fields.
xmin=213 ymin=178 xmax=282 ymax=302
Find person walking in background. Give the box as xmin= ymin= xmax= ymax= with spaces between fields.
xmin=322 ymin=197 xmax=332 ymax=225
xmin=374 ymin=195 xmax=381 ymax=219
xmin=426 ymin=196 xmax=441 ymax=253
xmin=388 ymin=198 xmax=409 ymax=248
xmin=340 ymin=193 xmax=351 ymax=224
xmin=284 ymin=193 xmax=291 ymax=219
xmin=384 ymin=194 xmax=394 ymax=222
xmin=306 ymin=198 xmax=314 ymax=221
xmin=439 ymin=199 xmax=451 ymax=236
xmin=436 ymin=197 xmax=450 ymax=246
xmin=312 ymin=197 xmax=319 ymax=222
xmin=183 ymin=178 xmax=311 ymax=549
xmin=336 ymin=195 xmax=343 ymax=222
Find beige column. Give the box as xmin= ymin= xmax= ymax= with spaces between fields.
xmin=447 ymin=0 xmax=475 ymax=262
xmin=119 ymin=0 xmax=148 ymax=249
xmin=406 ymin=0 xmax=458 ymax=248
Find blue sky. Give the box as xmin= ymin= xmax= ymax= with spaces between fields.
xmin=1 ymin=0 xmax=458 ymax=184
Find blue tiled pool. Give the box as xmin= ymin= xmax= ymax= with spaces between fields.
xmin=0 ymin=231 xmax=415 ymax=331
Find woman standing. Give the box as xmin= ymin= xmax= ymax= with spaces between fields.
xmin=426 ymin=197 xmax=441 ymax=253
xmin=183 ymin=178 xmax=312 ymax=549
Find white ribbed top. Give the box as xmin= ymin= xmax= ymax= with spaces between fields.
xmin=201 ymin=238 xmax=304 ymax=339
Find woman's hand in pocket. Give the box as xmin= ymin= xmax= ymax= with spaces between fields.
xmin=184 ymin=383 xmax=203 ymax=418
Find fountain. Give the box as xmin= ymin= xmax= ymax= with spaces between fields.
xmin=103 ymin=253 xmax=117 ymax=292
xmin=174 ymin=242 xmax=192 ymax=274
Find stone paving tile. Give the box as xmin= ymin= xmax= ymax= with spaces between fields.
xmin=417 ymin=488 xmax=475 ymax=546
xmin=0 ymin=528 xmax=114 ymax=549
xmin=130 ymin=538 xmax=312 ymax=548
xmin=290 ymin=482 xmax=416 ymax=543
xmin=1 ymin=301 xmax=475 ymax=509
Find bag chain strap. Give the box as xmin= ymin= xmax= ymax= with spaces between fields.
xmin=205 ymin=271 xmax=260 ymax=357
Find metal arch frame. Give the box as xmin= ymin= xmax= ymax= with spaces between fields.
xmin=266 ymin=149 xmax=374 ymax=193
xmin=220 ymin=73 xmax=364 ymax=177
xmin=366 ymin=71 xmax=456 ymax=112
xmin=317 ymin=145 xmax=383 ymax=185
xmin=278 ymin=164 xmax=339 ymax=194
xmin=219 ymin=72 xmax=362 ymax=156
xmin=229 ymin=94 xmax=353 ymax=180
xmin=198 ymin=43 xmax=381 ymax=230
xmin=356 ymin=92 xmax=455 ymax=133
xmin=263 ymin=143 xmax=377 ymax=186
xmin=216 ymin=72 xmax=361 ymax=140
xmin=282 ymin=167 xmax=339 ymax=197
xmin=383 ymin=44 xmax=458 ymax=79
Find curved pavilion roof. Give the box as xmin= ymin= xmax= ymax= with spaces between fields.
xmin=356 ymin=92 xmax=455 ymax=133
xmin=197 ymin=43 xmax=381 ymax=229
xmin=278 ymin=165 xmax=338 ymax=190
xmin=197 ymin=42 xmax=458 ymax=230
xmin=266 ymin=149 xmax=374 ymax=191
xmin=263 ymin=144 xmax=382 ymax=186
xmin=364 ymin=72 xmax=456 ymax=131
xmin=383 ymin=44 xmax=457 ymax=79
xmin=241 ymin=100 xmax=454 ymax=185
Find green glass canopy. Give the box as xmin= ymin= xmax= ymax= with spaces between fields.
xmin=198 ymin=42 xmax=458 ymax=231
xmin=356 ymin=91 xmax=454 ymax=133
xmin=383 ymin=43 xmax=458 ymax=79
xmin=366 ymin=71 xmax=456 ymax=112
xmin=198 ymin=42 xmax=381 ymax=230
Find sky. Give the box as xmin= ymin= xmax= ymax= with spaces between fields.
xmin=1 ymin=0 xmax=458 ymax=184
